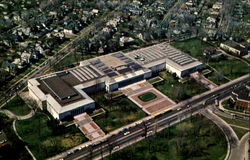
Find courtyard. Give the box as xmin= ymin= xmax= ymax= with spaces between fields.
xmin=121 ymin=81 xmax=176 ymax=115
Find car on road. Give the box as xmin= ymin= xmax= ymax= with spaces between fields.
xmin=124 ymin=131 xmax=130 ymax=136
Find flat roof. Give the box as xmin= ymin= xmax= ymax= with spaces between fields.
xmin=126 ymin=42 xmax=202 ymax=71
xmin=42 ymin=76 xmax=77 ymax=100
xmin=88 ymin=52 xmax=143 ymax=78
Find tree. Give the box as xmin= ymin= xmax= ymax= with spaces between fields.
xmin=214 ymin=70 xmax=224 ymax=83
xmin=174 ymin=86 xmax=184 ymax=100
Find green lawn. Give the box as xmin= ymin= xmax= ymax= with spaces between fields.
xmin=104 ymin=115 xmax=227 ymax=160
xmin=148 ymin=77 xmax=162 ymax=84
xmin=231 ymin=126 xmax=249 ymax=140
xmin=155 ymin=72 xmax=208 ymax=102
xmin=171 ymin=38 xmax=213 ymax=61
xmin=172 ymin=38 xmax=249 ymax=80
xmin=205 ymin=71 xmax=229 ymax=85
xmin=2 ymin=95 xmax=31 ymax=116
xmin=208 ymin=56 xmax=250 ymax=80
xmin=52 ymin=52 xmax=95 ymax=71
xmin=90 ymin=93 xmax=146 ymax=133
xmin=16 ymin=113 xmax=87 ymax=160
xmin=138 ymin=92 xmax=157 ymax=102
xmin=219 ymin=116 xmax=250 ymax=129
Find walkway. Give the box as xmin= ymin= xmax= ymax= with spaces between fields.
xmin=74 ymin=113 xmax=105 ymax=140
xmin=0 ymin=109 xmax=35 ymax=120
xmin=190 ymin=72 xmax=218 ymax=90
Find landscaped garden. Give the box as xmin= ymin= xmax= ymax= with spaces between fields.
xmin=104 ymin=115 xmax=227 ymax=160
xmin=2 ymin=95 xmax=31 ymax=116
xmin=16 ymin=112 xmax=87 ymax=160
xmin=90 ymin=93 xmax=146 ymax=133
xmin=138 ymin=92 xmax=157 ymax=102
xmin=155 ymin=72 xmax=208 ymax=102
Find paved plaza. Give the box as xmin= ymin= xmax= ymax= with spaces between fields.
xmin=121 ymin=80 xmax=176 ymax=115
xmin=74 ymin=113 xmax=105 ymax=140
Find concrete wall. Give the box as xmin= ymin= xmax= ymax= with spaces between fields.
xmin=165 ymin=63 xmax=182 ymax=77
xmin=47 ymin=101 xmax=60 ymax=119
xmin=149 ymin=62 xmax=166 ymax=73
xmin=143 ymin=71 xmax=152 ymax=79
xmin=28 ymin=80 xmax=47 ymax=110
xmin=59 ymin=102 xmax=95 ymax=120
xmin=83 ymin=82 xmax=105 ymax=94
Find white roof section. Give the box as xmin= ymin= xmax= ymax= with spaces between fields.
xmin=107 ymin=68 xmax=151 ymax=85
xmin=28 ymin=78 xmax=46 ymax=101
xmin=126 ymin=42 xmax=203 ymax=71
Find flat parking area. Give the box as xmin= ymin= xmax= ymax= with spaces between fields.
xmin=121 ymin=80 xmax=176 ymax=115
xmin=74 ymin=113 xmax=105 ymax=140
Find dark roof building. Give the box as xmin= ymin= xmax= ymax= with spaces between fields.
xmin=220 ymin=41 xmax=248 ymax=56
xmin=231 ymin=84 xmax=250 ymax=111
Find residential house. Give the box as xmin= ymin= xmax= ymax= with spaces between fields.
xmin=212 ymin=2 xmax=223 ymax=10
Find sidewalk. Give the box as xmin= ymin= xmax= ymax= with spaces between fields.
xmin=0 ymin=109 xmax=35 ymax=120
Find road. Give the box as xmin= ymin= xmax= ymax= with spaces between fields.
xmin=48 ymin=74 xmax=250 ymax=160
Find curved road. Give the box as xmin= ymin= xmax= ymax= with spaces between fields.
xmin=202 ymin=108 xmax=250 ymax=160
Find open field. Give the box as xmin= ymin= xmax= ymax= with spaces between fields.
xmin=208 ymin=56 xmax=249 ymax=80
xmin=90 ymin=93 xmax=146 ymax=133
xmin=16 ymin=113 xmax=87 ymax=160
xmin=171 ymin=38 xmax=212 ymax=61
xmin=104 ymin=115 xmax=227 ymax=160
xmin=2 ymin=95 xmax=31 ymax=116
xmin=205 ymin=71 xmax=229 ymax=85
xmin=155 ymin=72 xmax=208 ymax=102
